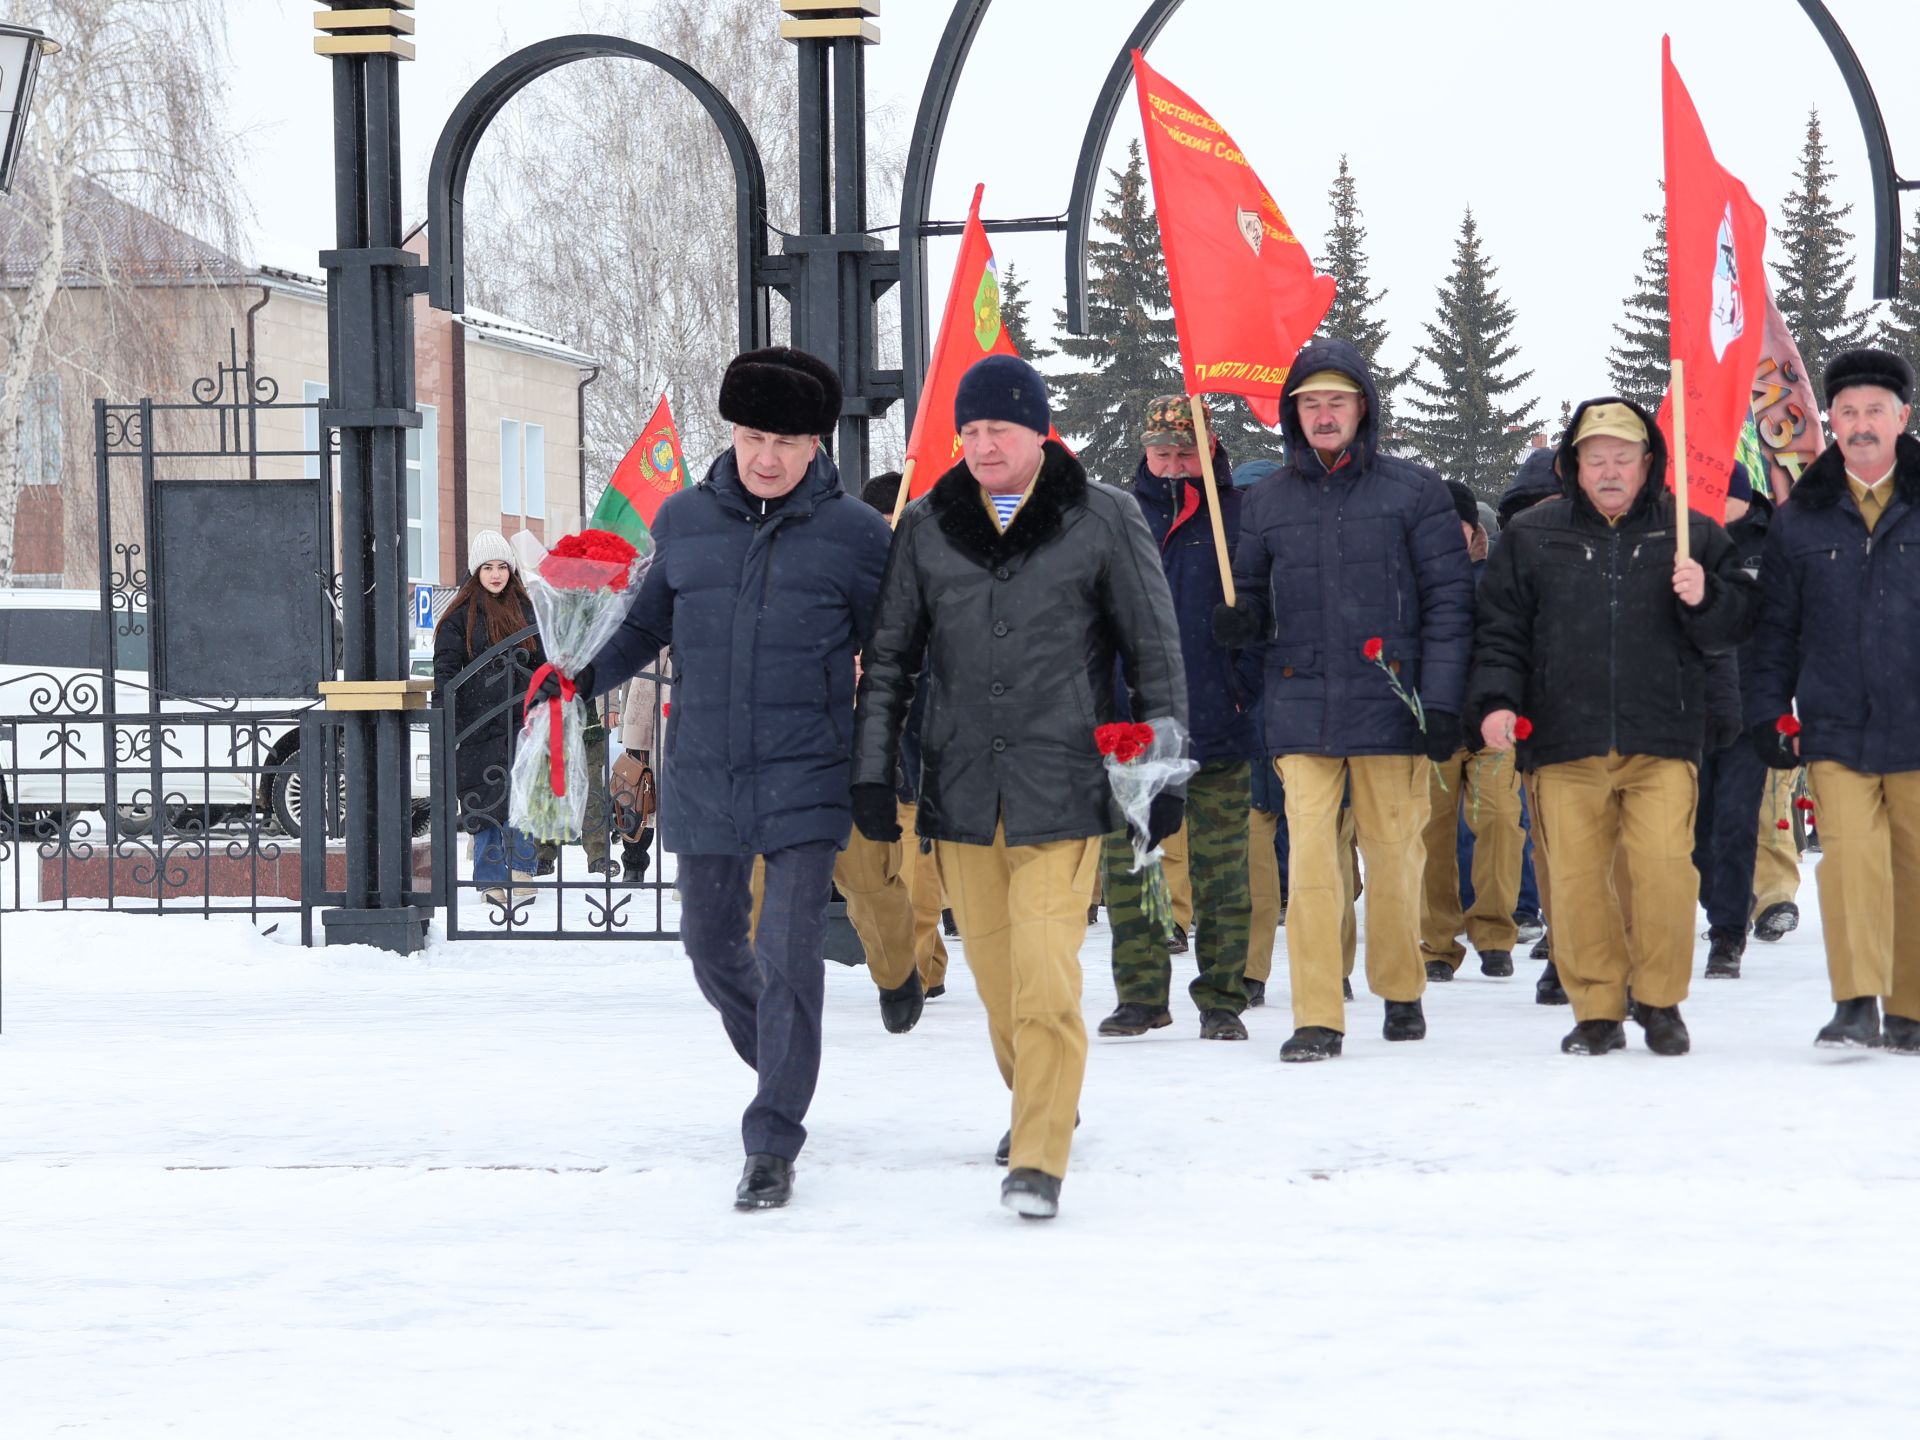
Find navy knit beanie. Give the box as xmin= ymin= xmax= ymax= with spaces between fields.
xmin=954 ymin=355 xmax=1050 ymax=435
xmin=1726 ymin=461 xmax=1753 ymax=507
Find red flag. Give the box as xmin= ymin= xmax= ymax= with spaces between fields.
xmin=594 ymin=392 xmax=688 ymax=548
xmin=903 ymin=185 xmax=1037 ymax=499
xmin=1657 ymin=37 xmax=1768 ymax=523
xmin=1132 ymin=50 xmax=1335 ymax=426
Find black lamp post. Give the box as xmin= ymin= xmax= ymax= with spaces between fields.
xmin=0 ymin=19 xmax=59 ymax=195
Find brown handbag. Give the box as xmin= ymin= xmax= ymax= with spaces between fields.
xmin=610 ymin=750 xmax=657 ymax=839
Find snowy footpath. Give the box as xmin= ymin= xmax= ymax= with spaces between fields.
xmin=2 ymin=868 xmax=1917 ymax=1439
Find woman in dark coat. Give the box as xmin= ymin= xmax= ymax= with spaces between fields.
xmin=433 ymin=529 xmax=541 ymax=896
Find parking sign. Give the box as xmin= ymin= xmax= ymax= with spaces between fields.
xmin=412 ymin=585 xmax=433 ymax=631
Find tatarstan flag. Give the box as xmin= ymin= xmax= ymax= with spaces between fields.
xmin=593 ymin=393 xmax=689 ymax=552
xmin=903 ymin=184 xmax=1030 ymax=501
xmin=1657 ymin=36 xmax=1768 ymax=523
xmin=1132 ymin=50 xmax=1335 ymax=427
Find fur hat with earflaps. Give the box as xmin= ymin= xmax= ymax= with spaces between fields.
xmin=718 ymin=346 xmax=843 ymax=437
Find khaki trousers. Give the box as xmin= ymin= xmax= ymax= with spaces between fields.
xmin=1524 ymin=772 xmax=1552 ymax=927
xmin=1276 ymin=754 xmax=1425 ymax=1032
xmin=1420 ymin=747 xmax=1525 ymax=964
xmin=1247 ymin=804 xmax=1356 ymax=985
xmin=1248 ymin=808 xmax=1282 ymax=984
xmin=936 ymin=823 xmax=1101 ymax=1178
xmin=901 ymin=803 xmax=952 ymax=989
xmin=1533 ymin=753 xmax=1698 ymax=1021
xmin=1754 ymin=768 xmax=1804 ymax=911
xmin=1805 ymin=763 xmax=1920 ymax=1018
xmin=1161 ymin=819 xmax=1195 ymax=933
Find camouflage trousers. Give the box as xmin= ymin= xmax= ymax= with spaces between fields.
xmin=1103 ymin=759 xmax=1251 ymax=1014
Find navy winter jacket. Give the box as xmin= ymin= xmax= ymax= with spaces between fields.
xmin=1229 ymin=337 xmax=1476 ymax=757
xmin=1122 ymin=452 xmax=1262 ymax=763
xmin=587 ymin=446 xmax=891 ymax=854
xmin=1744 ymin=432 xmax=1920 ymax=774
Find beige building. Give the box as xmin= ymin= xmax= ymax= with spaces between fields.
xmin=7 ymin=194 xmax=598 ymax=601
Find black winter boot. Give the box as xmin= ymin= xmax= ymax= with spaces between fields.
xmin=1097 ymin=1002 xmax=1173 ymax=1037
xmin=1751 ymin=901 xmax=1799 ymax=942
xmin=1815 ymin=997 xmax=1882 ymax=1049
xmin=1561 ymin=1019 xmax=1626 ymax=1055
xmin=734 ymin=1154 xmax=794 ymax=1210
xmin=1705 ymin=932 xmax=1744 ymax=979
xmin=877 ymin=971 xmax=925 ymax=1034
xmin=1001 ymin=1168 xmax=1061 ymax=1219
xmin=1280 ymin=1026 xmax=1343 ymax=1062
xmin=1199 ymin=1009 xmax=1248 ymax=1040
xmin=1478 ymin=949 xmax=1514 ymax=977
xmin=1425 ymin=959 xmax=1456 ymax=982
xmin=1342 ymin=977 xmax=1354 ymax=1001
xmin=1535 ymin=961 xmax=1568 ymax=1006
xmin=1383 ymin=999 xmax=1427 ymax=1042
xmin=943 ymin=906 xmax=959 ymax=937
xmin=1883 ymin=1013 xmax=1920 ymax=1054
xmin=1244 ymin=977 xmax=1266 ymax=1008
xmin=1531 ymin=933 xmax=1552 ymax=960
xmin=1633 ymin=1003 xmax=1691 ymax=1056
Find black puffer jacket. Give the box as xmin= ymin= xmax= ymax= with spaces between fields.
xmin=1468 ymin=395 xmax=1759 ymax=770
xmin=433 ymin=595 xmax=540 ymax=827
xmin=854 ymin=440 xmax=1187 ymax=845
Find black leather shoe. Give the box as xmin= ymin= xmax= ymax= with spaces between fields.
xmin=925 ymin=983 xmax=946 ymax=999
xmin=734 ymin=1154 xmax=794 ymax=1210
xmin=877 ymin=971 xmax=925 ymax=1034
xmin=1342 ymin=977 xmax=1354 ymax=1001
xmin=1634 ymin=1003 xmax=1691 ymax=1056
xmin=1705 ymin=933 xmax=1744 ymax=979
xmin=1478 ymin=949 xmax=1514 ymax=977
xmin=1098 ymin=1002 xmax=1173 ymax=1037
xmin=1883 ymin=1013 xmax=1920 ymax=1054
xmin=1001 ymin=1168 xmax=1061 ymax=1219
xmin=1245 ymin=977 xmax=1266 ymax=1008
xmin=1752 ymin=901 xmax=1800 ymax=943
xmin=1561 ymin=1019 xmax=1626 ymax=1055
xmin=1199 ymin=1009 xmax=1248 ymax=1040
xmin=1531 ymin=933 xmax=1552 ymax=960
xmin=1535 ymin=961 xmax=1569 ymax=1006
xmin=1383 ymin=999 xmax=1427 ymax=1041
xmin=943 ymin=907 xmax=960 ymax=937
xmin=1426 ymin=959 xmax=1456 ymax=982
xmin=1167 ymin=928 xmax=1189 ymax=955
xmin=1514 ymin=912 xmax=1546 ymax=945
xmin=1280 ymin=1026 xmax=1343 ymax=1062
xmin=1816 ymin=997 xmax=1882 ymax=1049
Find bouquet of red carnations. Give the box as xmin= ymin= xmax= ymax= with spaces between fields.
xmin=508 ymin=528 xmax=641 ymax=842
xmin=1095 ymin=715 xmax=1199 ymax=944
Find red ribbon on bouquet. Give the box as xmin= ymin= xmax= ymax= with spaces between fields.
xmin=522 ymin=664 xmax=577 ymax=797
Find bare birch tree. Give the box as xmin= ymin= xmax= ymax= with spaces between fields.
xmin=464 ymin=0 xmax=904 ymax=493
xmin=0 ymin=0 xmax=246 ymax=585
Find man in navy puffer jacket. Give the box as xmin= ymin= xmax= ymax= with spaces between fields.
xmin=1214 ymin=338 xmax=1475 ymax=1061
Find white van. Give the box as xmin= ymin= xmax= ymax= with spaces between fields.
xmin=0 ymin=588 xmax=432 ymax=836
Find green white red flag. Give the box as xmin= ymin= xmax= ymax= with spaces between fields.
xmin=592 ymin=392 xmax=689 ymax=551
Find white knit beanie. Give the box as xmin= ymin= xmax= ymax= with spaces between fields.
xmin=468 ymin=529 xmax=515 ymax=573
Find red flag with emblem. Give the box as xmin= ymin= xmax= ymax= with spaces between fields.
xmin=1132 ymin=50 xmax=1335 ymax=426
xmin=1656 ymin=37 xmax=1768 ymax=523
xmin=592 ymin=392 xmax=689 ymax=551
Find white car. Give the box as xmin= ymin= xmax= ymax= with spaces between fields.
xmin=0 ymin=588 xmax=433 ymax=837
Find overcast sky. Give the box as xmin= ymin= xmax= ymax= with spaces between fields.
xmin=223 ymin=0 xmax=1920 ymax=428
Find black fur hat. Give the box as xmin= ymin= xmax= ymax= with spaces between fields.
xmin=1824 ymin=347 xmax=1914 ymax=407
xmin=718 ymin=346 xmax=842 ymax=437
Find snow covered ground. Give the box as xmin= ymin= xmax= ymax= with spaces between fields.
xmin=3 ymin=866 xmax=1917 ymax=1439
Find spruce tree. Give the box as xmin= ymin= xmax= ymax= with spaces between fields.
xmin=1607 ymin=188 xmax=1669 ymax=412
xmin=1318 ymin=155 xmax=1410 ymax=435
xmin=1871 ymin=203 xmax=1920 ymax=425
xmin=998 ymin=263 xmax=1053 ymax=362
xmin=1402 ymin=207 xmax=1538 ymax=498
xmin=1773 ymin=108 xmax=1871 ymax=406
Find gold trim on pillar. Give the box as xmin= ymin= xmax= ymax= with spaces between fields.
xmin=778 ymin=18 xmax=881 ymax=42
xmin=318 ymin=679 xmax=433 ymax=712
xmin=779 ymin=0 xmax=880 ymax=14
xmin=314 ymin=9 xmax=417 ymax=34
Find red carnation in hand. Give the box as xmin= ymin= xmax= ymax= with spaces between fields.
xmin=1777 ymin=818 xmax=1792 ymax=830
xmin=1513 ymin=716 xmax=1534 ymax=741
xmin=542 ymin=528 xmax=640 ymax=590
xmin=1794 ymin=796 xmax=1815 ymax=812
xmin=1095 ymin=721 xmax=1156 ymax=764
xmin=1776 ymin=714 xmax=1802 ymax=737
xmin=1363 ymin=637 xmax=1384 ymax=661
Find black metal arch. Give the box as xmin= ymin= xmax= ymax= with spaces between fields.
xmin=1797 ymin=0 xmax=1916 ymax=299
xmin=425 ymin=33 xmax=772 ymax=349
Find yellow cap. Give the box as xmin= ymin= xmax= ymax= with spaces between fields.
xmin=1292 ymin=369 xmax=1363 ymax=395
xmin=1572 ymin=402 xmax=1649 ymax=447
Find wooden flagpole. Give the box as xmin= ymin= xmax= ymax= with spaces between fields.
xmin=1188 ymin=396 xmax=1237 ymax=607
xmin=1671 ymin=358 xmax=1690 ymax=557
xmin=889 ymin=458 xmax=915 ymax=528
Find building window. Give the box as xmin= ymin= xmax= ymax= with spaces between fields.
xmin=500 ymin=418 xmax=546 ymax=523
xmin=407 ymin=404 xmax=439 ymax=584
xmin=9 ymin=373 xmax=62 ymax=486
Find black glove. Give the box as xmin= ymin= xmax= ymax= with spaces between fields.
xmin=851 ymin=782 xmax=903 ymax=843
xmin=1423 ymin=709 xmax=1463 ymax=763
xmin=1750 ymin=721 xmax=1801 ymax=771
xmin=530 ymin=663 xmax=594 ymax=705
xmin=1145 ymin=793 xmax=1185 ymax=852
xmin=1211 ymin=600 xmax=1264 ymax=649
xmin=1710 ymin=714 xmax=1743 ymax=753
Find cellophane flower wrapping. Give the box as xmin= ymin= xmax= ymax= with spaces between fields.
xmin=1100 ymin=716 xmax=1200 ymax=945
xmin=507 ymin=529 xmax=641 ymax=843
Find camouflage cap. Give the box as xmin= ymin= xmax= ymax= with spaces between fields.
xmin=1143 ymin=393 xmax=1210 ymax=447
